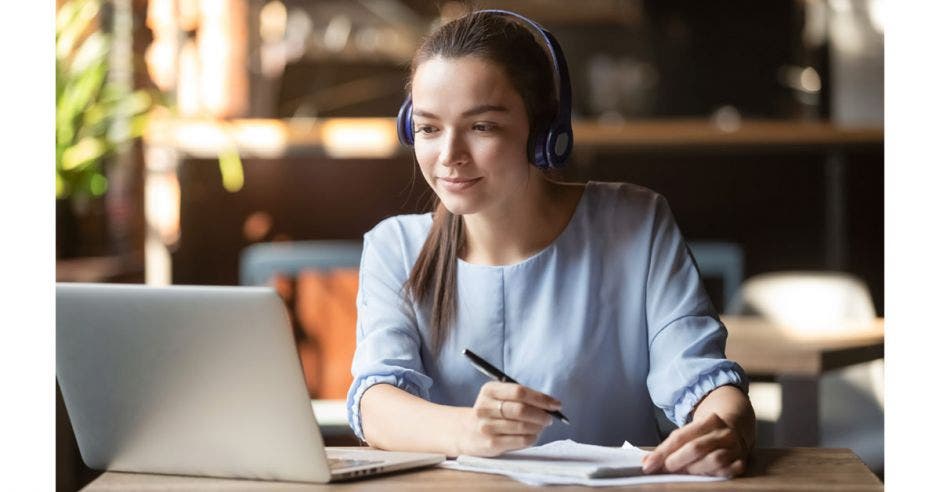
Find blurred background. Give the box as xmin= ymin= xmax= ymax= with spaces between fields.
xmin=55 ymin=0 xmax=884 ymax=489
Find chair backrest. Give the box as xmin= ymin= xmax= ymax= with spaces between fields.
xmin=727 ymin=271 xmax=876 ymax=330
xmin=240 ymin=240 xmax=363 ymax=286
xmin=240 ymin=240 xmax=363 ymax=400
xmin=687 ymin=241 xmax=745 ymax=312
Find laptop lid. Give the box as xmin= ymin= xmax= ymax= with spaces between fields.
xmin=56 ymin=283 xmax=333 ymax=483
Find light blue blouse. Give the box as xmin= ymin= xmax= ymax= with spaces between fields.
xmin=346 ymin=181 xmax=747 ymax=447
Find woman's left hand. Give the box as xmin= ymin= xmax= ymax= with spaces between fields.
xmin=641 ymin=413 xmax=749 ymax=478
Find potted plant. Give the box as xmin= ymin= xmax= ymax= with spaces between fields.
xmin=56 ymin=0 xmax=152 ymax=258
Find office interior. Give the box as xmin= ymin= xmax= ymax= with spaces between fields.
xmin=55 ymin=0 xmax=885 ymax=490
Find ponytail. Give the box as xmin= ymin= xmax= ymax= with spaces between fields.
xmin=404 ymin=199 xmax=463 ymax=352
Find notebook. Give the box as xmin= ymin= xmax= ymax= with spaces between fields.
xmin=447 ymin=440 xmax=727 ymax=487
xmin=456 ymin=439 xmax=646 ymax=479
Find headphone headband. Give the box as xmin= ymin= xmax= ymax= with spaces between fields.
xmin=477 ymin=10 xmax=572 ymax=132
xmin=397 ymin=9 xmax=574 ymax=169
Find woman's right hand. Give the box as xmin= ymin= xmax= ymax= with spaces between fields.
xmin=456 ymin=381 xmax=562 ymax=457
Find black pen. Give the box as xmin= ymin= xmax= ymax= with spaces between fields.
xmin=462 ymin=348 xmax=570 ymax=425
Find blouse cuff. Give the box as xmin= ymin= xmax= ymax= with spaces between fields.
xmin=668 ymin=363 xmax=749 ymax=427
xmin=346 ymin=373 xmax=429 ymax=441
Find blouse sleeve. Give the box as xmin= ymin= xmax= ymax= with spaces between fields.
xmin=644 ymin=194 xmax=749 ymax=427
xmin=345 ymin=223 xmax=433 ymax=441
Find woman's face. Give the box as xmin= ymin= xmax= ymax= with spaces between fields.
xmin=410 ymin=55 xmax=534 ymax=217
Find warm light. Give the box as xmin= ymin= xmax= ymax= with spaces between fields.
xmin=829 ymin=0 xmax=852 ymax=14
xmin=171 ymin=120 xmax=231 ymax=153
xmin=799 ymin=67 xmax=822 ymax=93
xmin=324 ymin=15 xmax=352 ymax=52
xmin=260 ymin=0 xmax=287 ymax=43
xmin=711 ymin=105 xmax=741 ymax=133
xmin=146 ymin=117 xmax=402 ymax=159
xmin=803 ymin=0 xmax=827 ymax=48
xmin=145 ymin=0 xmax=179 ymax=91
xmin=749 ymin=383 xmax=781 ymax=421
xmin=198 ymin=0 xmax=249 ymax=117
xmin=177 ymin=0 xmax=201 ymax=32
xmin=779 ymin=65 xmax=822 ymax=94
xmin=177 ymin=40 xmax=201 ymax=116
xmin=867 ymin=0 xmax=885 ymax=34
xmin=243 ymin=211 xmax=274 ymax=242
xmin=828 ymin=0 xmax=866 ymax=56
xmin=355 ymin=27 xmax=380 ymax=53
xmin=158 ymin=119 xmax=286 ymax=159
xmin=321 ymin=118 xmax=399 ymax=158
xmin=145 ymin=171 xmax=181 ymax=246
xmin=740 ymin=272 xmax=876 ymax=336
xmin=145 ymin=35 xmax=178 ymax=91
xmin=231 ymin=120 xmax=288 ymax=156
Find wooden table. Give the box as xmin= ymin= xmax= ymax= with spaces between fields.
xmin=721 ymin=316 xmax=885 ymax=447
xmin=83 ymin=448 xmax=882 ymax=491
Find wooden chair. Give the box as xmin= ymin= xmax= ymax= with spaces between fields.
xmin=240 ymin=241 xmax=362 ymax=399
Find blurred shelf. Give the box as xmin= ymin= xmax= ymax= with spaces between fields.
xmin=468 ymin=0 xmax=643 ymax=26
xmin=574 ymin=119 xmax=883 ymax=150
xmin=56 ymin=253 xmax=145 ymax=283
xmin=144 ymin=117 xmax=884 ymax=161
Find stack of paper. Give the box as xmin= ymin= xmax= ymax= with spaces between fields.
xmin=440 ymin=439 xmax=726 ymax=487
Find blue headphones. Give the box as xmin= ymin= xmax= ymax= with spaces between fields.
xmin=396 ymin=9 xmax=574 ymax=169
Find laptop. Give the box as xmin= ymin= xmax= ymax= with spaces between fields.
xmin=56 ymin=283 xmax=444 ymax=483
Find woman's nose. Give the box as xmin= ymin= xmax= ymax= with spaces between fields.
xmin=438 ymin=131 xmax=468 ymax=167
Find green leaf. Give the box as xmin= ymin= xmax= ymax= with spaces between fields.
xmin=80 ymin=100 xmax=110 ymax=133
xmin=89 ymin=172 xmax=109 ymax=196
xmin=55 ymin=1 xmax=157 ymax=200
xmin=106 ymin=91 xmax=153 ymax=142
xmin=69 ymin=31 xmax=108 ymax=75
xmin=56 ymin=173 xmax=67 ymax=198
xmin=56 ymin=0 xmax=101 ymax=60
xmin=219 ymin=149 xmax=245 ymax=193
xmin=127 ymin=112 xmax=150 ymax=140
xmin=124 ymin=91 xmax=153 ymax=116
xmin=62 ymin=136 xmax=108 ymax=171
xmin=57 ymin=57 xmax=107 ymax=147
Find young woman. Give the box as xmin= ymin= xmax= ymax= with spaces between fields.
xmin=345 ymin=10 xmax=755 ymax=478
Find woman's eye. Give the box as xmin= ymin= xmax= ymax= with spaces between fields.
xmin=472 ymin=123 xmax=495 ymax=132
xmin=414 ymin=125 xmax=436 ymax=135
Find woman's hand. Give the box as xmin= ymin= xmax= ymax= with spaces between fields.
xmin=456 ymin=381 xmax=562 ymax=457
xmin=642 ymin=413 xmax=749 ymax=478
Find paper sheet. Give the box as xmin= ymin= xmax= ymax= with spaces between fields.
xmin=440 ymin=439 xmax=726 ymax=487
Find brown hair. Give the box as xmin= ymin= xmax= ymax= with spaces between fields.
xmin=403 ymin=11 xmax=559 ymax=352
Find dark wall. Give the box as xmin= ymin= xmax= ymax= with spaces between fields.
xmin=173 ymin=155 xmax=433 ymax=286
xmin=172 ymin=144 xmax=884 ymax=314
xmin=567 ymin=146 xmax=884 ymax=313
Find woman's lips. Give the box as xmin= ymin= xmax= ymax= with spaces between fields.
xmin=438 ymin=177 xmax=482 ymax=192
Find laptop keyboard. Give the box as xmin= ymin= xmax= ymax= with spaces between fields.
xmin=329 ymin=457 xmax=383 ymax=469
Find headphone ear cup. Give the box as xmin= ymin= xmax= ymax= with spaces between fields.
xmin=529 ymin=126 xmax=549 ymax=169
xmin=544 ymin=124 xmax=573 ymax=169
xmin=397 ymin=96 xmax=414 ymax=146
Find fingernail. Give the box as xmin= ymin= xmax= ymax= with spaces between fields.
xmin=642 ymin=454 xmax=659 ymax=473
